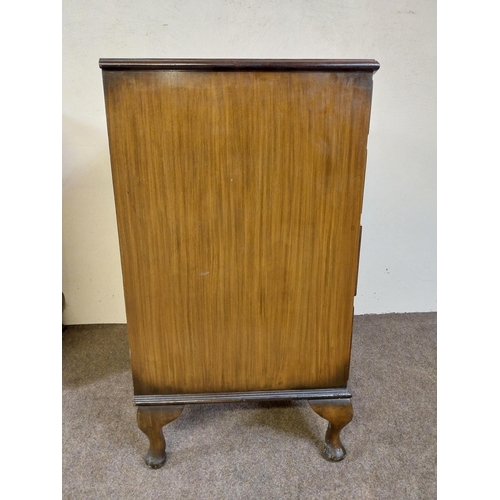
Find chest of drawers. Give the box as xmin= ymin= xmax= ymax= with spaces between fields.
xmin=100 ymin=58 xmax=379 ymax=467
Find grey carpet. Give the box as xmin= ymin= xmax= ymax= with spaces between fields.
xmin=62 ymin=312 xmax=436 ymax=499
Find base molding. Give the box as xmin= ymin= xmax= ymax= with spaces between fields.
xmin=134 ymin=387 xmax=351 ymax=406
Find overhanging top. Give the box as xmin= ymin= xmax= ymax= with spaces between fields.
xmin=99 ymin=58 xmax=380 ymax=72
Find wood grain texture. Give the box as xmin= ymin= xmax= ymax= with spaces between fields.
xmin=102 ymin=69 xmax=374 ymax=395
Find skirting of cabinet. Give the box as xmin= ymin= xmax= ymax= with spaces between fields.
xmin=134 ymin=387 xmax=351 ymax=405
xmin=136 ymin=394 xmax=354 ymax=468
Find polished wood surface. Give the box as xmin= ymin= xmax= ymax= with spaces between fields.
xmin=103 ymin=68 xmax=374 ymax=396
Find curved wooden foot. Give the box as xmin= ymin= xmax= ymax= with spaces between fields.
xmin=308 ymin=398 xmax=353 ymax=461
xmin=137 ymin=405 xmax=184 ymax=468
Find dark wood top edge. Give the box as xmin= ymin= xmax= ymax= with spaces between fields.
xmin=133 ymin=388 xmax=352 ymax=405
xmin=99 ymin=58 xmax=380 ymax=72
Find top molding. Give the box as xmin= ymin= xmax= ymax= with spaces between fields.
xmin=99 ymin=58 xmax=380 ymax=72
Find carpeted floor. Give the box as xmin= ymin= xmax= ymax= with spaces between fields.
xmin=62 ymin=312 xmax=436 ymax=499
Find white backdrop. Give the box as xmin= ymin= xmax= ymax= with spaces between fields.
xmin=62 ymin=0 xmax=436 ymax=324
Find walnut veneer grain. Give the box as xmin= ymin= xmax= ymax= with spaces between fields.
xmin=102 ymin=66 xmax=375 ymax=396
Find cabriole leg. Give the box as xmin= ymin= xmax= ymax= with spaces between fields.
xmin=308 ymin=398 xmax=353 ymax=461
xmin=137 ymin=405 xmax=184 ymax=468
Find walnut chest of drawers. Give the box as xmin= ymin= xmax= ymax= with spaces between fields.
xmin=100 ymin=58 xmax=379 ymax=468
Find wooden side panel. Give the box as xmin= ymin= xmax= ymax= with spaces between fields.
xmin=103 ymin=70 xmax=373 ymax=395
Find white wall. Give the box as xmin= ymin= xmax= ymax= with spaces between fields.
xmin=62 ymin=0 xmax=436 ymax=324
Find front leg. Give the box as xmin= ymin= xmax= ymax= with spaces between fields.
xmin=308 ymin=398 xmax=353 ymax=461
xmin=137 ymin=405 xmax=184 ymax=468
